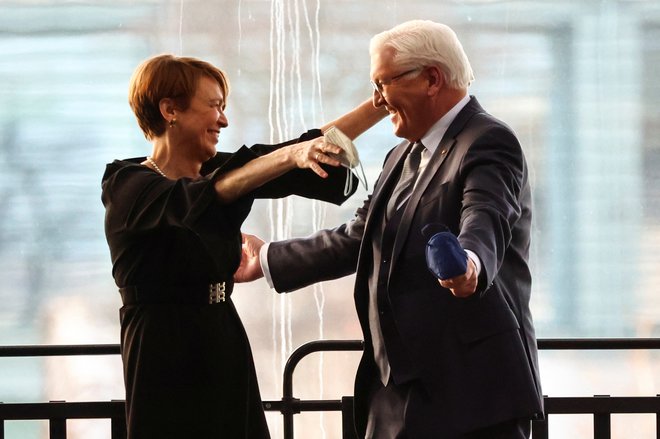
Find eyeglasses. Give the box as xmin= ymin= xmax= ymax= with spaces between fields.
xmin=370 ymin=67 xmax=424 ymax=96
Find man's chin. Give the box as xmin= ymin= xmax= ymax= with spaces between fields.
xmin=392 ymin=126 xmax=410 ymax=141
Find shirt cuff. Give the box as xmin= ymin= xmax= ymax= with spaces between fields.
xmin=464 ymin=249 xmax=482 ymax=277
xmin=259 ymin=242 xmax=275 ymax=289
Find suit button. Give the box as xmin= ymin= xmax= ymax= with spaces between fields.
xmin=382 ymin=259 xmax=388 ymax=264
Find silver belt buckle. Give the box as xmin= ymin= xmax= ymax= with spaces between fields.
xmin=208 ymin=282 xmax=226 ymax=304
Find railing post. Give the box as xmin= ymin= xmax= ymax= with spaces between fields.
xmin=48 ymin=401 xmax=67 ymax=439
xmin=50 ymin=419 xmax=66 ymax=439
xmin=110 ymin=399 xmax=126 ymax=439
xmin=593 ymin=395 xmax=611 ymax=439
xmin=594 ymin=413 xmax=611 ymax=439
xmin=656 ymin=395 xmax=660 ymax=439
xmin=531 ymin=416 xmax=548 ymax=439
xmin=341 ymin=396 xmax=357 ymax=439
xmin=281 ymin=396 xmax=300 ymax=439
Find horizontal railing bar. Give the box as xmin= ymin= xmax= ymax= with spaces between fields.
xmin=537 ymin=338 xmax=660 ymax=350
xmin=0 ymin=344 xmax=120 ymax=357
xmin=265 ymin=396 xmax=660 ymax=415
xmin=0 ymin=401 xmax=125 ymax=420
xmin=2 ymin=397 xmax=658 ymax=421
xmin=1 ymin=338 xmax=659 ymax=359
xmin=543 ymin=396 xmax=660 ymax=414
xmin=0 ymin=399 xmax=345 ymax=419
xmin=263 ymin=399 xmax=343 ymax=413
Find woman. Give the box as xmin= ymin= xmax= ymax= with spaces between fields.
xmin=101 ymin=54 xmax=384 ymax=438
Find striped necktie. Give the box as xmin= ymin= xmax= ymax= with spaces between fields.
xmin=386 ymin=141 xmax=425 ymax=219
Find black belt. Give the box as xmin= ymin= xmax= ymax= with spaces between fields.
xmin=119 ymin=281 xmax=233 ymax=306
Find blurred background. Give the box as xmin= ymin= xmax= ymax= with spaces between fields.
xmin=0 ymin=0 xmax=658 ymax=437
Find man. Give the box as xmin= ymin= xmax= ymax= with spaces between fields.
xmin=238 ymin=20 xmax=543 ymax=438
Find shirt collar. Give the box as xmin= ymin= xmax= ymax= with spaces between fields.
xmin=420 ymin=93 xmax=470 ymax=154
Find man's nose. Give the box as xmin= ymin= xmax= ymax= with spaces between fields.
xmin=372 ymin=89 xmax=386 ymax=108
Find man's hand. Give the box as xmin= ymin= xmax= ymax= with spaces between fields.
xmin=438 ymin=257 xmax=478 ymax=298
xmin=234 ymin=233 xmax=266 ymax=283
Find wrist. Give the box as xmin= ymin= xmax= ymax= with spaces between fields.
xmin=284 ymin=143 xmax=301 ymax=169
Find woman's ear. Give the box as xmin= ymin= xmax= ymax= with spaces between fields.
xmin=159 ymin=98 xmax=177 ymax=124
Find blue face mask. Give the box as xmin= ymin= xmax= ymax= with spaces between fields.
xmin=323 ymin=126 xmax=368 ymax=196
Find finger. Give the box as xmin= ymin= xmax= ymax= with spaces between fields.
xmin=439 ymin=278 xmax=454 ymax=288
xmin=310 ymin=162 xmax=329 ymax=178
xmin=321 ymin=140 xmax=343 ymax=154
xmin=314 ymin=151 xmax=341 ymax=168
xmin=322 ymin=144 xmax=344 ymax=161
xmin=325 ymin=145 xmax=343 ymax=156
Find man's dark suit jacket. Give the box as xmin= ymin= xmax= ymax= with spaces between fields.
xmin=267 ymin=97 xmax=544 ymax=437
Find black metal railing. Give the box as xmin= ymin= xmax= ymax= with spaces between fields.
xmin=0 ymin=344 xmax=125 ymax=439
xmin=1 ymin=338 xmax=659 ymax=439
xmin=276 ymin=339 xmax=660 ymax=439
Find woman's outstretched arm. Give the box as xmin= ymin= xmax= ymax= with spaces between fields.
xmin=214 ymin=99 xmax=386 ymax=204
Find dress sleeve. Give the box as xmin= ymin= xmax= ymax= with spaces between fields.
xmin=243 ymin=129 xmax=360 ymax=205
xmin=102 ymin=160 xmax=254 ymax=282
xmin=102 ymin=161 xmax=253 ymax=237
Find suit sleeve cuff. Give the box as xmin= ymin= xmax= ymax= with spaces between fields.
xmin=464 ymin=249 xmax=482 ymax=277
xmin=260 ymin=242 xmax=275 ymax=289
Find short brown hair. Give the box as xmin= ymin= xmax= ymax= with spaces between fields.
xmin=128 ymin=54 xmax=230 ymax=140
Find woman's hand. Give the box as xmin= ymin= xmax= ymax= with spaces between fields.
xmin=289 ymin=137 xmax=343 ymax=178
xmin=234 ymin=233 xmax=266 ymax=283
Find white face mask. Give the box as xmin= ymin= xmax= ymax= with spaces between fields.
xmin=323 ymin=126 xmax=368 ymax=195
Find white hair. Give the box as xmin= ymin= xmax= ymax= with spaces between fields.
xmin=369 ymin=20 xmax=474 ymax=89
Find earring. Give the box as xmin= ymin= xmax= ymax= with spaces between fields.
xmin=168 ymin=118 xmax=177 ymax=128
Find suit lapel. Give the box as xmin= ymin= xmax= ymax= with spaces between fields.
xmin=363 ymin=139 xmax=411 ymax=232
xmin=388 ymin=97 xmax=485 ymax=278
xmin=355 ymin=139 xmax=410 ymax=297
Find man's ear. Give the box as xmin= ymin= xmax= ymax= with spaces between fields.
xmin=159 ymin=98 xmax=177 ymax=122
xmin=426 ymin=66 xmax=445 ymax=96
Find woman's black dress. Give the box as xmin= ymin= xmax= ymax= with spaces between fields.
xmin=101 ymin=131 xmax=356 ymax=438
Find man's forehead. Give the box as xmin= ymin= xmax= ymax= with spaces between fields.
xmin=370 ymin=47 xmax=397 ymax=71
